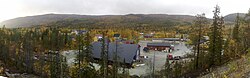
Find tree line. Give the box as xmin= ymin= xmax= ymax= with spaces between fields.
xmin=0 ymin=26 xmax=133 ymax=78
xmin=153 ymin=5 xmax=250 ymax=78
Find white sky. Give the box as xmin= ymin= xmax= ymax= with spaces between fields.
xmin=0 ymin=0 xmax=249 ymax=22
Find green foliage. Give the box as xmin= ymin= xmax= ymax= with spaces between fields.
xmin=208 ymin=5 xmax=224 ymax=66
xmin=173 ymin=62 xmax=183 ymax=77
xmin=0 ymin=27 xmax=100 ymax=78
xmin=69 ymin=63 xmax=98 ymax=78
xmin=164 ymin=56 xmax=171 ymax=78
xmin=232 ymin=13 xmax=240 ymax=42
xmin=191 ymin=13 xmax=208 ymax=69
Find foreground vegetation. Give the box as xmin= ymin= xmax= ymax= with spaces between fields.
xmin=201 ymin=49 xmax=250 ymax=78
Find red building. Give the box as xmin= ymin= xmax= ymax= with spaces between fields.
xmin=143 ymin=34 xmax=153 ymax=38
xmin=145 ymin=43 xmax=174 ymax=51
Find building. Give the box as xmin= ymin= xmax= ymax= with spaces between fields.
xmin=143 ymin=34 xmax=154 ymax=38
xmin=145 ymin=43 xmax=174 ymax=52
xmin=152 ymin=38 xmax=181 ymax=42
xmin=71 ymin=30 xmax=87 ymax=35
xmin=91 ymin=42 xmax=140 ymax=67
xmin=113 ymin=34 xmax=121 ymax=40
xmin=122 ymin=40 xmax=134 ymax=44
xmin=69 ymin=30 xmax=87 ymax=41
xmin=94 ymin=34 xmax=103 ymax=41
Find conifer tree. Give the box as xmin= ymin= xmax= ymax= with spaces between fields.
xmin=208 ymin=5 xmax=224 ymax=66
xmin=100 ymin=31 xmax=109 ymax=78
xmin=243 ymin=9 xmax=250 ymax=50
xmin=232 ymin=13 xmax=240 ymax=42
xmin=84 ymin=31 xmax=93 ymax=63
xmin=164 ymin=55 xmax=170 ymax=78
xmin=23 ymin=30 xmax=34 ymax=73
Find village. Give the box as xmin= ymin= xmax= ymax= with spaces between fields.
xmin=0 ymin=0 xmax=250 ymax=77
xmin=60 ymin=30 xmax=195 ymax=77
xmin=0 ymin=28 xmax=196 ymax=77
xmin=0 ymin=26 xmax=215 ymax=78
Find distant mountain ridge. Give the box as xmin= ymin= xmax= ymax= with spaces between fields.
xmin=0 ymin=14 xmax=197 ymax=28
xmin=0 ymin=13 xmax=243 ymax=28
xmin=0 ymin=14 xmax=95 ymax=28
xmin=224 ymin=13 xmax=246 ymax=22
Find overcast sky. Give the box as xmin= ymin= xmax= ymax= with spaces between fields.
xmin=0 ymin=0 xmax=249 ymax=22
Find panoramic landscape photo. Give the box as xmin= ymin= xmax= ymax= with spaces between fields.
xmin=0 ymin=0 xmax=250 ymax=78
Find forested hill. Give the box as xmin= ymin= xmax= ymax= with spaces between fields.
xmin=224 ymin=13 xmax=246 ymax=22
xmin=1 ymin=13 xmax=244 ymax=28
xmin=0 ymin=14 xmax=93 ymax=28
xmin=0 ymin=14 xmax=197 ymax=28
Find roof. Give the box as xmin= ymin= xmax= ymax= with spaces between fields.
xmin=152 ymin=38 xmax=180 ymax=41
xmin=72 ymin=30 xmax=87 ymax=34
xmin=92 ymin=42 xmax=139 ymax=64
xmin=147 ymin=43 xmax=171 ymax=47
xmin=144 ymin=34 xmax=153 ymax=36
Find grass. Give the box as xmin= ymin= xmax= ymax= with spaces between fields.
xmin=223 ymin=50 xmax=250 ymax=77
xmin=200 ymin=49 xmax=250 ymax=78
xmin=225 ymin=62 xmax=237 ymax=75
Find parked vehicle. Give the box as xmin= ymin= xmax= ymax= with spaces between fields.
xmin=167 ymin=54 xmax=173 ymax=60
xmin=140 ymin=55 xmax=149 ymax=59
xmin=173 ymin=56 xmax=181 ymax=60
xmin=143 ymin=47 xmax=149 ymax=52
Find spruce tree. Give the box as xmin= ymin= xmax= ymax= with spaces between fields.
xmin=243 ymin=9 xmax=250 ymax=50
xmin=164 ymin=55 xmax=170 ymax=78
xmin=208 ymin=5 xmax=224 ymax=66
xmin=100 ymin=31 xmax=109 ymax=78
xmin=84 ymin=31 xmax=93 ymax=63
xmin=232 ymin=13 xmax=240 ymax=42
